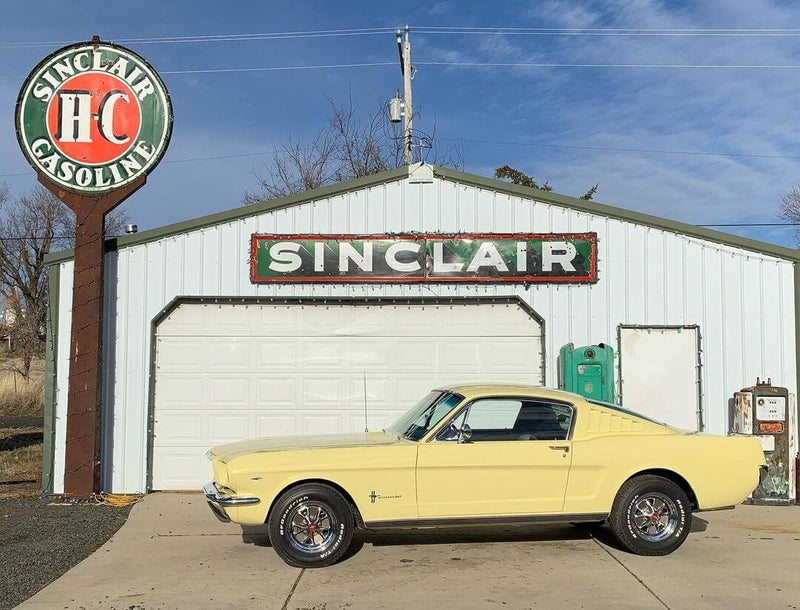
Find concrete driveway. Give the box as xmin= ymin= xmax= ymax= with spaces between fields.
xmin=18 ymin=493 xmax=800 ymax=610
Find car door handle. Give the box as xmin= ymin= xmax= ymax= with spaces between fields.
xmin=549 ymin=445 xmax=570 ymax=452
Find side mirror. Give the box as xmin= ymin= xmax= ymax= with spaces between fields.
xmin=459 ymin=423 xmax=473 ymax=443
xmin=441 ymin=423 xmax=461 ymax=442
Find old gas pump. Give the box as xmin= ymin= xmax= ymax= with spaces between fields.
xmin=730 ymin=379 xmax=796 ymax=505
xmin=558 ymin=343 xmax=615 ymax=403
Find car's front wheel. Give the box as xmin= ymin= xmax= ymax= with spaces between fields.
xmin=267 ymin=483 xmax=354 ymax=568
xmin=608 ymin=475 xmax=691 ymax=556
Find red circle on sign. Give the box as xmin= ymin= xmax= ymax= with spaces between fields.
xmin=46 ymin=72 xmax=141 ymax=165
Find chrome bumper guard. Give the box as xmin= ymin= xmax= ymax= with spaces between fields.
xmin=203 ymin=482 xmax=260 ymax=523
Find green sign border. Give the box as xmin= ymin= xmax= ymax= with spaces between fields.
xmin=15 ymin=40 xmax=173 ymax=194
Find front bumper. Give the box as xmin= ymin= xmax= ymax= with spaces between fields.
xmin=203 ymin=482 xmax=260 ymax=523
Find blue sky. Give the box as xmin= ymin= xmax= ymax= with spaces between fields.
xmin=2 ymin=0 xmax=800 ymax=247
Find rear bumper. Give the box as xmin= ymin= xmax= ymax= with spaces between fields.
xmin=203 ymin=482 xmax=260 ymax=523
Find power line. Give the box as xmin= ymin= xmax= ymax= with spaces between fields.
xmin=417 ymin=60 xmax=800 ymax=69
xmin=0 ymin=27 xmax=394 ymax=49
xmin=161 ymin=61 xmax=395 ymax=75
xmin=437 ymin=137 xmax=800 ymax=161
xmin=7 ymin=26 xmax=800 ymax=49
xmin=415 ymin=26 xmax=800 ymax=37
xmin=697 ymin=223 xmax=798 ymax=227
xmin=3 ymin=134 xmax=800 ymax=181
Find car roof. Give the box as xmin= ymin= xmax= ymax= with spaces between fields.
xmin=433 ymin=383 xmax=586 ymax=402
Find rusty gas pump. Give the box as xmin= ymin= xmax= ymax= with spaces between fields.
xmin=731 ymin=379 xmax=796 ymax=505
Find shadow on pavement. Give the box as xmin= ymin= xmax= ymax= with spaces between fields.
xmin=239 ymin=516 xmax=710 ymax=560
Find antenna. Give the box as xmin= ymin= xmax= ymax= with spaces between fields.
xmin=363 ymin=370 xmax=369 ymax=433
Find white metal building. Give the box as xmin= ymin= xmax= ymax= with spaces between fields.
xmin=42 ymin=164 xmax=800 ymax=494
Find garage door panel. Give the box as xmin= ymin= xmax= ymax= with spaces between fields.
xmin=483 ymin=338 xmax=543 ymax=372
xmin=302 ymin=378 xmax=344 ymax=404
xmin=302 ymin=413 xmax=344 ymax=434
xmin=438 ymin=340 xmax=481 ymax=370
xmin=350 ymin=377 xmax=390 ymax=406
xmin=210 ymin=341 xmax=251 ymax=368
xmin=207 ymin=414 xmax=250 ymax=444
xmin=302 ymin=341 xmax=346 ymax=369
xmin=155 ymin=413 xmax=203 ymax=443
xmin=256 ymin=378 xmax=296 ymax=403
xmin=155 ymin=376 xmax=204 ymax=406
xmin=152 ymin=302 xmax=544 ymax=490
xmin=257 ymin=341 xmax=298 ymax=368
xmin=156 ymin=338 xmax=203 ymax=368
xmin=152 ymin=448 xmax=211 ymax=491
xmin=209 ymin=378 xmax=249 ymax=405
xmin=396 ymin=339 xmax=436 ymax=367
xmin=350 ymin=340 xmax=394 ymax=369
xmin=254 ymin=415 xmax=295 ymax=437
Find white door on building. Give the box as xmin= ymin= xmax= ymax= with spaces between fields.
xmin=619 ymin=326 xmax=702 ymax=431
xmin=151 ymin=300 xmax=544 ymax=490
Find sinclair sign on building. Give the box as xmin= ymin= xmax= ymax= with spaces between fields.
xmin=16 ymin=40 xmax=172 ymax=192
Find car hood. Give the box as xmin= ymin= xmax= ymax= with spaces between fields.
xmin=207 ymin=430 xmax=406 ymax=462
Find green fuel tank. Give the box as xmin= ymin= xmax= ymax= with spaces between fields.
xmin=558 ymin=343 xmax=615 ymax=403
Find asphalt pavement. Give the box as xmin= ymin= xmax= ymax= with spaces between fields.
xmin=15 ymin=493 xmax=800 ymax=610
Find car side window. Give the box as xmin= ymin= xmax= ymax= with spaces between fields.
xmin=456 ymin=399 xmax=572 ymax=442
xmin=512 ymin=401 xmax=572 ymax=441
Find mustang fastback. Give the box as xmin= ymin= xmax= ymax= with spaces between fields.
xmin=204 ymin=384 xmax=765 ymax=567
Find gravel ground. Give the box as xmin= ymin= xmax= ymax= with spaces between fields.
xmin=0 ymin=498 xmax=132 ymax=610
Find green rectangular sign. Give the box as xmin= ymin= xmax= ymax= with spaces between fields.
xmin=251 ymin=233 xmax=597 ymax=283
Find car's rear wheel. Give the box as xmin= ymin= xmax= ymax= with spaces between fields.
xmin=267 ymin=483 xmax=354 ymax=568
xmin=608 ymin=475 xmax=691 ymax=556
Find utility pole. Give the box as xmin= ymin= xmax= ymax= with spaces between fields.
xmin=398 ymin=25 xmax=413 ymax=165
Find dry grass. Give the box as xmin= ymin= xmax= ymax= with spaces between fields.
xmin=0 ymin=426 xmax=42 ymax=498
xmin=0 ymin=357 xmax=44 ymax=418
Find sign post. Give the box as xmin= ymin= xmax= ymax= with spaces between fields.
xmin=15 ymin=38 xmax=173 ymax=496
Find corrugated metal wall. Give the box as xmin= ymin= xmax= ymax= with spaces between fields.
xmin=51 ymin=174 xmax=798 ymax=493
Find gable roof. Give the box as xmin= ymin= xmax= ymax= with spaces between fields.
xmin=44 ymin=164 xmax=800 ymax=265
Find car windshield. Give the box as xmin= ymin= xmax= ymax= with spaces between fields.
xmin=587 ymin=399 xmax=665 ymax=425
xmin=386 ymin=391 xmax=464 ymax=441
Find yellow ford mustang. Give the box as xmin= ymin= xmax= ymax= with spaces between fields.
xmin=204 ymin=385 xmax=765 ymax=568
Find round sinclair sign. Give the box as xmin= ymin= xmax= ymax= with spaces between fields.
xmin=15 ymin=40 xmax=172 ymax=194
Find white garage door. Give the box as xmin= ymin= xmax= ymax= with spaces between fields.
xmin=151 ymin=300 xmax=544 ymax=490
xmin=619 ymin=326 xmax=702 ymax=431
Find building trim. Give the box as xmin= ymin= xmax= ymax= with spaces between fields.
xmin=794 ymin=263 xmax=800 ymax=446
xmin=144 ymin=295 xmax=546 ymax=491
xmin=44 ymin=164 xmax=800 ymax=267
xmin=42 ymin=263 xmax=60 ymax=495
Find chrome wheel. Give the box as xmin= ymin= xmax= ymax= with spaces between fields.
xmin=632 ymin=493 xmax=679 ymax=542
xmin=286 ymin=502 xmax=337 ymax=553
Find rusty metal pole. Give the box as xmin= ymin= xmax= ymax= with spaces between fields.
xmin=40 ymin=176 xmax=146 ymax=496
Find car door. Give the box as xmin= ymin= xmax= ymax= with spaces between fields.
xmin=415 ymin=398 xmax=574 ymax=517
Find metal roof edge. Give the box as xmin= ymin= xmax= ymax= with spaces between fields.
xmin=44 ymin=165 xmax=411 ymax=265
xmin=434 ymin=166 xmax=800 ymax=262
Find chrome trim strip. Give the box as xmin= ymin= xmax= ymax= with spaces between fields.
xmin=695 ymin=505 xmax=735 ymax=513
xmin=364 ymin=512 xmax=608 ymax=529
xmin=203 ymin=482 xmax=260 ymax=506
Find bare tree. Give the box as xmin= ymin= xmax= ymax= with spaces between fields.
xmin=244 ymin=98 xmax=464 ymax=203
xmin=0 ymin=184 xmax=130 ymax=376
xmin=494 ymin=166 xmax=598 ymax=201
xmin=779 ymin=186 xmax=800 ymax=247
